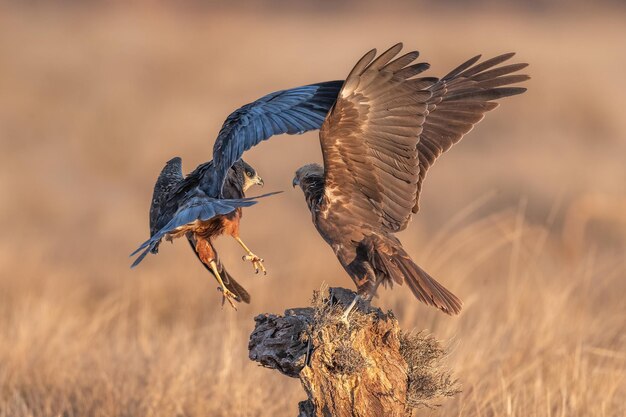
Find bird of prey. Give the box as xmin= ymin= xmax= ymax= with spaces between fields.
xmin=146 ymin=157 xmax=264 ymax=306
xmin=292 ymin=43 xmax=529 ymax=316
xmin=131 ymin=80 xmax=343 ymax=307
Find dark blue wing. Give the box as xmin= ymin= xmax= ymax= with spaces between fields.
xmin=130 ymin=191 xmax=282 ymax=267
xmin=206 ymin=81 xmax=343 ymax=196
xmin=150 ymin=157 xmax=184 ymax=240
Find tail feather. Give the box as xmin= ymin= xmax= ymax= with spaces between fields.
xmin=386 ymin=248 xmax=462 ymax=315
xmin=220 ymin=269 xmax=251 ymax=304
xmin=186 ymin=236 xmax=251 ymax=304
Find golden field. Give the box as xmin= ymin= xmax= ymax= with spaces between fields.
xmin=0 ymin=4 xmax=624 ymax=416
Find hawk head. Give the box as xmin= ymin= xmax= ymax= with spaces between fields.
xmin=292 ymin=163 xmax=325 ymax=211
xmin=233 ymin=159 xmax=264 ymax=192
xmin=292 ymin=163 xmax=324 ymax=189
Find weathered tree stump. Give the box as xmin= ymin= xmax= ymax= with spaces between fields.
xmin=248 ymin=287 xmax=459 ymax=417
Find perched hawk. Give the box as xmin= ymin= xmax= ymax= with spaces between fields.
xmin=292 ymin=44 xmax=529 ymax=315
xmin=131 ymin=81 xmax=343 ymax=307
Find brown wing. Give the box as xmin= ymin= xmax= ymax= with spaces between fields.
xmin=320 ymin=43 xmax=436 ymax=232
xmin=412 ymin=53 xmax=529 ymax=213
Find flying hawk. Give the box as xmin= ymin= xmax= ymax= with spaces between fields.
xmin=146 ymin=158 xmax=263 ymax=306
xmin=131 ymin=81 xmax=343 ymax=307
xmin=292 ymin=43 xmax=529 ymax=315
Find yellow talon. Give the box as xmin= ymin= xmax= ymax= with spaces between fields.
xmin=209 ymin=260 xmax=239 ymax=309
xmin=235 ymin=237 xmax=267 ymax=275
xmin=217 ymin=286 xmax=238 ymax=310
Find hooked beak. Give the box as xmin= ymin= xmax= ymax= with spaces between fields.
xmin=292 ymin=177 xmax=299 ymax=188
xmin=255 ymin=176 xmax=264 ymax=187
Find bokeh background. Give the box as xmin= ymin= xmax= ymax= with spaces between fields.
xmin=0 ymin=1 xmax=625 ymax=416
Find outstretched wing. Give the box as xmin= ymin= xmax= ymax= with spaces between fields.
xmin=412 ymin=53 xmax=529 ymax=213
xmin=150 ymin=157 xmax=184 ymax=239
xmin=130 ymin=192 xmax=281 ymax=267
xmin=153 ymin=160 xmax=214 ymax=233
xmin=320 ymin=43 xmax=436 ymax=232
xmin=207 ymin=81 xmax=344 ymax=196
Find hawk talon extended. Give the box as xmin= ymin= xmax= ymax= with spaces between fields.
xmin=235 ymin=237 xmax=267 ymax=274
xmin=217 ymin=286 xmax=239 ymax=310
xmin=239 ymin=247 xmax=266 ymax=274
xmin=208 ymin=260 xmax=239 ymax=310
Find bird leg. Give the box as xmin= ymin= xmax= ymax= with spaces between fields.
xmin=341 ymin=294 xmax=361 ymax=325
xmin=208 ymin=260 xmax=238 ymax=310
xmin=234 ymin=237 xmax=266 ymax=275
xmin=194 ymin=235 xmax=239 ymax=309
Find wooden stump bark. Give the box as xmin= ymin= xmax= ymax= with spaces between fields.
xmin=248 ymin=287 xmax=458 ymax=417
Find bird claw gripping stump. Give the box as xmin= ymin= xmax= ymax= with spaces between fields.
xmin=248 ymin=287 xmax=459 ymax=417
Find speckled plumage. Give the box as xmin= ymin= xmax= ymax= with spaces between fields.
xmin=132 ymin=81 xmax=342 ymax=269
xmin=294 ymin=44 xmax=529 ymax=315
xmin=131 ymin=79 xmax=342 ymax=306
xmin=141 ymin=159 xmax=259 ymax=303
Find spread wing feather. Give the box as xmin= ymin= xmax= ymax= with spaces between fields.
xmin=149 ymin=157 xmax=184 ymax=252
xmin=412 ymin=53 xmax=530 ymax=213
xmin=130 ymin=192 xmax=281 ymax=267
xmin=208 ymin=81 xmax=343 ymax=196
xmin=320 ymin=43 xmax=435 ymax=232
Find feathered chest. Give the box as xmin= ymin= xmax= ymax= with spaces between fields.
xmin=192 ymin=207 xmax=242 ymax=240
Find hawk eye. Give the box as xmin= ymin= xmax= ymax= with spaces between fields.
xmin=246 ymin=171 xmax=253 ymax=177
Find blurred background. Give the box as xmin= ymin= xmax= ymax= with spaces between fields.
xmin=0 ymin=1 xmax=624 ymax=416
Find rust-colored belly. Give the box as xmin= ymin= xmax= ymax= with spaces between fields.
xmin=166 ymin=208 xmax=241 ymax=242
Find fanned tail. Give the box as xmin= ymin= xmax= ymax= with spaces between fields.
xmin=390 ymin=248 xmax=462 ymax=315
xmin=369 ymin=238 xmax=462 ymax=315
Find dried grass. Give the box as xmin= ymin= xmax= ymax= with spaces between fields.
xmin=400 ymin=331 xmax=460 ymax=409
xmin=0 ymin=4 xmax=625 ymax=417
